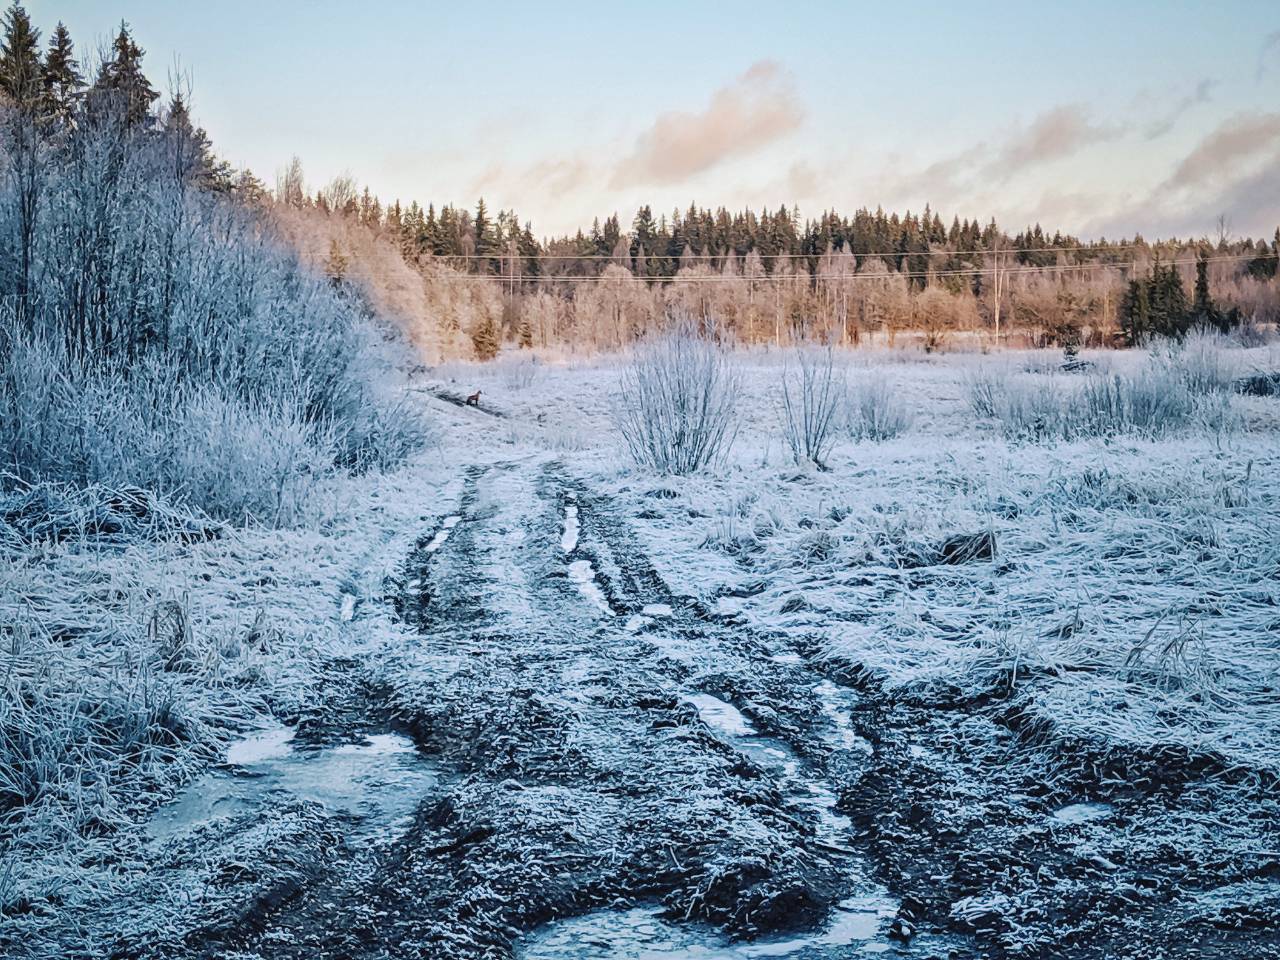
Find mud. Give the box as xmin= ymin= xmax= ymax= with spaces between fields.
xmin=38 ymin=457 xmax=1280 ymax=960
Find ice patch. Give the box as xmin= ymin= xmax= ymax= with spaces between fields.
xmin=641 ymin=603 xmax=673 ymax=617
xmin=426 ymin=515 xmax=462 ymax=553
xmin=769 ymin=651 xmax=804 ymax=665
xmin=569 ymin=559 xmax=614 ymax=616
xmin=339 ymin=592 xmax=357 ymax=622
xmin=516 ymin=892 xmax=904 ymax=958
xmin=1052 ymin=801 xmax=1113 ymax=825
xmin=225 ymin=724 xmax=295 ymax=764
xmin=813 ymin=680 xmax=872 ymax=755
xmin=149 ymin=727 xmax=437 ymax=846
xmin=683 ymin=693 xmax=756 ymax=737
xmin=562 ymin=503 xmax=580 ymax=553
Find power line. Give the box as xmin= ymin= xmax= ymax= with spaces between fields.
xmin=347 ymin=252 xmax=1261 ymax=285
xmin=406 ymin=241 xmax=1182 ymax=262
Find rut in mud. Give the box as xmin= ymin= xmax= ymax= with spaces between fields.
xmin=215 ymin=460 xmax=962 ymax=959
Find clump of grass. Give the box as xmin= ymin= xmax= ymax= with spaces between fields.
xmin=967 ymin=349 xmax=1242 ymax=443
xmin=847 ymin=374 xmax=913 ymax=441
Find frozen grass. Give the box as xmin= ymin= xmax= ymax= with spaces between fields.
xmin=966 ymin=338 xmax=1243 ymax=443
xmin=0 ymin=454 xmax=461 ymax=948
xmin=846 ymin=373 xmax=914 ymax=441
xmin=580 ymin=343 xmax=1280 ymax=775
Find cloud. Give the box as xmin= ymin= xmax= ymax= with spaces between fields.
xmin=982 ymin=104 xmax=1121 ymax=180
xmin=1085 ymin=116 xmax=1280 ymax=238
xmin=1161 ymin=111 xmax=1280 ymax=192
xmin=1143 ymin=78 xmax=1215 ymax=139
xmin=611 ymin=61 xmax=803 ymax=187
xmin=1258 ymin=29 xmax=1280 ymax=81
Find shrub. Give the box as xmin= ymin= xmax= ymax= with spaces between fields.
xmin=779 ymin=346 xmax=846 ymax=467
xmin=616 ymin=318 xmax=739 ymax=474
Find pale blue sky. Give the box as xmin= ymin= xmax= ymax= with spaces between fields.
xmin=27 ymin=1 xmax=1280 ymax=239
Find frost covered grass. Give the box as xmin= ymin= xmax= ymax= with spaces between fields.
xmin=0 ymin=455 xmax=460 ymax=947
xmin=965 ymin=335 xmax=1244 ymax=442
xmin=569 ymin=341 xmax=1280 ymax=775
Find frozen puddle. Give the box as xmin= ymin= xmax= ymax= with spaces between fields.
xmin=562 ymin=500 xmax=580 ymax=552
xmin=683 ymin=693 xmax=756 ymax=737
xmin=769 ymin=651 xmax=804 ymax=666
xmin=641 ymin=603 xmax=672 ymax=617
xmin=569 ymin=559 xmax=614 ymax=616
xmin=426 ymin=515 xmax=462 ymax=553
xmin=813 ymin=680 xmax=872 ymax=755
xmin=516 ymin=894 xmax=902 ymax=959
xmin=147 ymin=722 xmax=438 ymax=846
xmin=683 ymin=694 xmax=852 ymax=845
xmin=1052 ymin=801 xmax=1113 ymax=825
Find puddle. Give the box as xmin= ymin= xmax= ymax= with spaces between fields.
xmin=148 ymin=723 xmax=438 ymax=846
xmin=516 ymin=893 xmax=907 ymax=959
xmin=562 ymin=503 xmax=580 ymax=552
xmin=813 ymin=680 xmax=872 ymax=755
xmin=426 ymin=515 xmax=462 ymax=553
xmin=683 ymin=693 xmax=756 ymax=737
xmin=569 ymin=559 xmax=614 ymax=616
xmin=1052 ymin=801 xmax=1113 ymax=825
xmin=682 ymin=694 xmax=852 ymax=845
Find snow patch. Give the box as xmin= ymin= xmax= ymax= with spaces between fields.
xmin=561 ymin=503 xmax=580 ymax=553
xmin=568 ymin=559 xmax=614 ymax=616
xmin=426 ymin=514 xmax=462 ymax=553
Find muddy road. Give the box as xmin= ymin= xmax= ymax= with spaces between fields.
xmin=125 ymin=458 xmax=1278 ymax=959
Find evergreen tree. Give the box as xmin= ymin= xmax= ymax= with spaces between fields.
xmin=163 ymin=92 xmax=218 ymax=185
xmin=1119 ymin=277 xmax=1150 ymax=346
xmin=40 ymin=21 xmax=80 ymax=123
xmin=0 ymin=3 xmax=41 ymax=109
xmin=1191 ymin=251 xmax=1218 ymax=331
xmin=473 ymin=197 xmax=494 ymax=271
xmin=90 ymin=22 xmax=159 ymax=126
xmin=471 ymin=313 xmax=500 ymax=360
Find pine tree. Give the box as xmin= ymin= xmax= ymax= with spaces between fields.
xmin=90 ymin=22 xmax=159 ymax=126
xmin=1191 ymin=251 xmax=1218 ymax=331
xmin=1119 ymin=277 xmax=1150 ymax=346
xmin=0 ymin=3 xmax=41 ymax=109
xmin=163 ymin=92 xmax=216 ymax=184
xmin=40 ymin=21 xmax=80 ymax=123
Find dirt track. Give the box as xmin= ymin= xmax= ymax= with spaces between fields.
xmin=62 ymin=455 xmax=1277 ymax=960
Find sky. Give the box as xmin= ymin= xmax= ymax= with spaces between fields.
xmin=28 ymin=0 xmax=1280 ymax=242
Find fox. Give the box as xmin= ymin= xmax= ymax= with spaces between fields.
xmin=465 ymin=390 xmax=482 ymax=407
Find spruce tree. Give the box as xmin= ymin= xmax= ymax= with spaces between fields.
xmin=0 ymin=3 xmax=41 ymax=109
xmin=90 ymin=23 xmax=159 ymax=126
xmin=40 ymin=21 xmax=80 ymax=123
xmin=473 ymin=198 xmax=493 ymax=271
xmin=471 ymin=313 xmax=500 ymax=360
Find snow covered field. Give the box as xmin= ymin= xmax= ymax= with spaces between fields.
xmin=4 ymin=341 xmax=1280 ymax=958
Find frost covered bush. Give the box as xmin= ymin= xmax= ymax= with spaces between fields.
xmin=847 ymin=374 xmax=913 ymax=441
xmin=779 ymin=346 xmax=846 ymax=467
xmin=616 ymin=318 xmax=739 ymax=474
xmin=0 ymin=93 xmax=425 ymax=520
